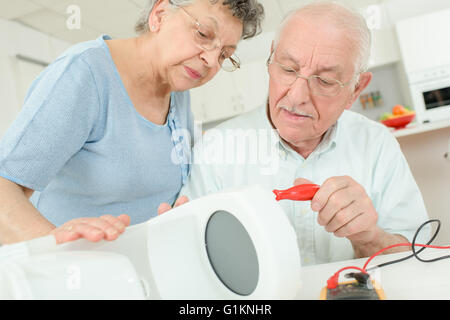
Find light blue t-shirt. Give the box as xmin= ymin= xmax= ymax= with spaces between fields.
xmin=0 ymin=35 xmax=194 ymax=226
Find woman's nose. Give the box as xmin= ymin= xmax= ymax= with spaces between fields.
xmin=199 ymin=48 xmax=221 ymax=69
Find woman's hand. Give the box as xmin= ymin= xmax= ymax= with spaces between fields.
xmin=157 ymin=196 xmax=189 ymax=215
xmin=50 ymin=214 xmax=131 ymax=244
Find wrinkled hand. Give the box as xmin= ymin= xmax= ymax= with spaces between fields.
xmin=50 ymin=214 xmax=131 ymax=244
xmin=294 ymin=176 xmax=379 ymax=244
xmin=157 ymin=196 xmax=189 ymax=215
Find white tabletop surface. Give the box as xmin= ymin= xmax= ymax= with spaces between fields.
xmin=392 ymin=118 xmax=450 ymax=138
xmin=295 ymin=247 xmax=450 ymax=300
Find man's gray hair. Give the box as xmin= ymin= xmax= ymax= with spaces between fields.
xmin=273 ymin=1 xmax=372 ymax=74
xmin=135 ymin=0 xmax=265 ymax=40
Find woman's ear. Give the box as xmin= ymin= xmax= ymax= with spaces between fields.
xmin=148 ymin=0 xmax=170 ymax=32
xmin=345 ymin=71 xmax=372 ymax=110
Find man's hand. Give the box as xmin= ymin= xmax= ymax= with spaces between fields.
xmin=308 ymin=176 xmax=378 ymax=244
xmin=157 ymin=196 xmax=189 ymax=215
xmin=294 ymin=176 xmax=409 ymax=257
xmin=294 ymin=176 xmax=379 ymax=244
xmin=50 ymin=214 xmax=130 ymax=244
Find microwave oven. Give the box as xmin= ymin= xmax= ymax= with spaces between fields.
xmin=408 ymin=64 xmax=450 ymax=124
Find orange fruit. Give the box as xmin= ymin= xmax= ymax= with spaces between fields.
xmin=392 ymin=105 xmax=406 ymax=115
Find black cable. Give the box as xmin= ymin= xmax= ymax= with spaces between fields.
xmin=366 ymin=219 xmax=449 ymax=271
xmin=412 ymin=219 xmax=450 ymax=263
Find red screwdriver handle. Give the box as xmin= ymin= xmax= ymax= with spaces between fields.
xmin=273 ymin=184 xmax=320 ymax=201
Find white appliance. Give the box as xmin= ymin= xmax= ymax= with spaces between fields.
xmin=395 ymin=8 xmax=450 ymax=124
xmin=406 ymin=65 xmax=450 ymax=124
xmin=0 ymin=185 xmax=301 ymax=300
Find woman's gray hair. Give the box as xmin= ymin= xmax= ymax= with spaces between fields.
xmin=273 ymin=1 xmax=372 ymax=74
xmin=135 ymin=0 xmax=264 ymax=40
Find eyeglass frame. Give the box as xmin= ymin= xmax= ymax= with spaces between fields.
xmin=266 ymin=50 xmax=360 ymax=97
xmin=176 ymin=5 xmax=241 ymax=72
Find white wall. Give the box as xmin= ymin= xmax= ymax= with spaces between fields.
xmin=397 ymin=128 xmax=450 ymax=245
xmin=0 ymin=18 xmax=71 ymax=139
xmin=384 ymin=0 xmax=450 ymax=23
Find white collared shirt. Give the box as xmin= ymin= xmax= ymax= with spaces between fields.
xmin=180 ymin=105 xmax=430 ymax=266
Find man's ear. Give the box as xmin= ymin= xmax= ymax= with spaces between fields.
xmin=148 ymin=0 xmax=170 ymax=32
xmin=345 ymin=71 xmax=372 ymax=110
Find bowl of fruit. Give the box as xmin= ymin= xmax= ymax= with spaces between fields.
xmin=380 ymin=105 xmax=415 ymax=129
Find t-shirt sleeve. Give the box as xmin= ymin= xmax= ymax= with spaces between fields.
xmin=0 ymin=55 xmax=101 ymax=191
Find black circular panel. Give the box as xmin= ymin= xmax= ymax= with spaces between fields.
xmin=205 ymin=210 xmax=259 ymax=296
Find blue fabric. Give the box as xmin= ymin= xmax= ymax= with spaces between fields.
xmin=0 ymin=35 xmax=194 ymax=226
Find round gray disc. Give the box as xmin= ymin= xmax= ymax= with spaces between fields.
xmin=205 ymin=210 xmax=259 ymax=296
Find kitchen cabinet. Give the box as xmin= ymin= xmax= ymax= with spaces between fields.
xmin=232 ymin=60 xmax=269 ymax=113
xmin=395 ymin=8 xmax=450 ymax=74
xmin=190 ymin=29 xmax=273 ymax=124
xmin=190 ymin=59 xmax=269 ymax=123
xmin=368 ymin=27 xmax=401 ymax=70
xmin=190 ymin=69 xmax=239 ymax=123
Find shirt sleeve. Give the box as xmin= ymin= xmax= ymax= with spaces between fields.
xmin=0 ymin=55 xmax=101 ymax=191
xmin=371 ymin=130 xmax=431 ymax=244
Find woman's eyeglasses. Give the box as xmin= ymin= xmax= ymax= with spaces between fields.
xmin=177 ymin=5 xmax=241 ymax=72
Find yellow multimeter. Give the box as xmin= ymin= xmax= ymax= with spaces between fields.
xmin=319 ymin=272 xmax=386 ymax=300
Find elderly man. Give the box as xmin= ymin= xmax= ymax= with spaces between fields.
xmin=160 ymin=2 xmax=430 ymax=265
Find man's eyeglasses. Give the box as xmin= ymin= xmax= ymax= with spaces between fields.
xmin=177 ymin=5 xmax=241 ymax=72
xmin=266 ymin=51 xmax=358 ymax=97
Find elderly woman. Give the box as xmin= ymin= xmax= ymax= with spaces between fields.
xmin=0 ymin=0 xmax=264 ymax=245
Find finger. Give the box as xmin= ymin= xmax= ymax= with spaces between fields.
xmin=174 ymin=196 xmax=189 ymax=207
xmin=69 ymin=223 xmax=105 ymax=242
xmin=317 ymin=188 xmax=354 ymax=227
xmin=51 ymin=228 xmax=81 ymax=245
xmin=323 ymin=201 xmax=361 ymax=233
xmin=84 ymin=217 xmax=121 ymax=241
xmin=293 ymin=177 xmax=314 ymax=186
xmin=333 ymin=212 xmax=366 ymax=238
xmin=100 ymin=214 xmax=127 ymax=234
xmin=311 ymin=176 xmax=349 ymax=212
xmin=158 ymin=202 xmax=172 ymax=215
xmin=117 ymin=214 xmax=131 ymax=227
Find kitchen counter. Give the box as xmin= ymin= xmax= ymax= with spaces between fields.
xmin=390 ymin=118 xmax=450 ymax=138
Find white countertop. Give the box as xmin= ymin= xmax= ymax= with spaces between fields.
xmin=389 ymin=119 xmax=450 ymax=138
xmin=296 ymin=247 xmax=450 ymax=300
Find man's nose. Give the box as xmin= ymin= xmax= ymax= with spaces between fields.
xmin=286 ymin=76 xmax=311 ymax=105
